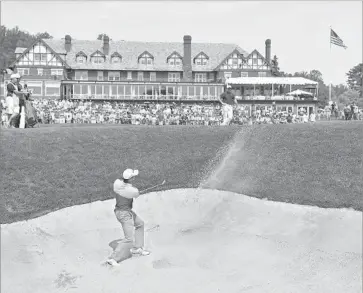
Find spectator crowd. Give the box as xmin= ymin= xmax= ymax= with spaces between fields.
xmin=1 ymin=98 xmax=323 ymax=127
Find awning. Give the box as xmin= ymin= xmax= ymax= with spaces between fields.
xmin=226 ymin=77 xmax=318 ymax=86
xmin=287 ymin=89 xmax=313 ymax=96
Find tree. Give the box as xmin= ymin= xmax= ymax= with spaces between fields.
xmin=270 ymin=55 xmax=280 ymax=76
xmin=97 ymin=34 xmax=110 ymax=40
xmin=0 ymin=25 xmax=53 ymax=73
xmin=308 ymin=69 xmax=324 ymax=84
xmin=346 ymin=63 xmax=363 ymax=98
xmin=337 ymin=89 xmax=362 ymax=107
xmin=36 ymin=32 xmax=53 ymax=39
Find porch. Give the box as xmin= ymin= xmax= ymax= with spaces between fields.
xmin=61 ymin=81 xmax=225 ymax=101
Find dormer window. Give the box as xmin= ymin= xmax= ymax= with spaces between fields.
xmin=194 ymin=52 xmax=209 ymax=66
xmin=110 ymin=52 xmax=122 ymax=64
xmin=138 ymin=51 xmax=154 ymax=65
xmin=111 ymin=56 xmax=121 ymax=63
xmin=167 ymin=52 xmax=182 ymax=66
xmin=76 ymin=51 xmax=87 ymax=63
xmin=90 ymin=50 xmax=105 ymax=64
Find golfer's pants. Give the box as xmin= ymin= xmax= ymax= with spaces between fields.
xmin=114 ymin=209 xmax=145 ymax=248
xmin=222 ymin=106 xmax=233 ymax=125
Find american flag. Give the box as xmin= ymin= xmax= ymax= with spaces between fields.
xmin=330 ymin=29 xmax=347 ymax=49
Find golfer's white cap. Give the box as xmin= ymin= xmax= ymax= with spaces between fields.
xmin=14 ymin=73 xmax=21 ymax=78
xmin=123 ymin=169 xmax=139 ymax=180
xmin=10 ymin=74 xmax=17 ymax=79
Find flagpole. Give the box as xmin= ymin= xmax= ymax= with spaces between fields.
xmin=329 ymin=25 xmax=332 ymax=103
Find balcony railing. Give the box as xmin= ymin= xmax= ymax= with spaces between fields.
xmin=236 ymin=95 xmax=318 ymax=101
xmin=68 ymin=94 xmax=220 ymax=101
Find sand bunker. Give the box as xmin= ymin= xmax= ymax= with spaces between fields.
xmin=1 ymin=188 xmax=362 ymax=293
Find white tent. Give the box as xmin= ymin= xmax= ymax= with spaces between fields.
xmin=287 ymin=89 xmax=313 ymax=96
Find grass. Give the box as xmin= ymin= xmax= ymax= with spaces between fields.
xmin=1 ymin=121 xmax=362 ymax=224
xmin=0 ymin=125 xmax=240 ymax=223
xmin=202 ymin=121 xmax=363 ymax=211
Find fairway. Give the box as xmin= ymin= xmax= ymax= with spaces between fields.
xmin=202 ymin=121 xmax=363 ymax=211
xmin=1 ymin=121 xmax=363 ymax=225
xmin=0 ymin=125 xmax=240 ymax=223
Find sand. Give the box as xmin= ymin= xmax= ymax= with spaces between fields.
xmin=1 ymin=188 xmax=362 ymax=293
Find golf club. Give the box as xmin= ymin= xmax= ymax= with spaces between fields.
xmin=140 ymin=180 xmax=166 ymax=193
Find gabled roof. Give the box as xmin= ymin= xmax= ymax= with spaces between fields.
xmin=90 ymin=50 xmax=105 ymax=57
xmin=166 ymin=51 xmax=182 ymax=60
xmin=42 ymin=38 xmax=249 ymax=71
xmin=214 ymin=48 xmax=245 ymax=70
xmin=76 ymin=51 xmax=87 ymax=57
xmin=138 ymin=50 xmax=154 ymax=59
xmin=193 ymin=51 xmax=209 ymax=60
xmin=110 ymin=51 xmax=122 ymax=58
xmin=246 ymin=49 xmax=265 ymax=60
xmin=11 ymin=39 xmax=69 ymax=68
xmin=15 ymin=47 xmax=27 ymax=54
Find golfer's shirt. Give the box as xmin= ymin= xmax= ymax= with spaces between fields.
xmin=221 ymin=93 xmax=235 ymax=106
xmin=113 ymin=179 xmax=140 ymax=211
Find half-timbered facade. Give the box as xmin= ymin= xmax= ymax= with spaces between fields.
xmin=3 ymin=35 xmax=277 ymax=101
xmin=2 ymin=39 xmax=69 ymax=98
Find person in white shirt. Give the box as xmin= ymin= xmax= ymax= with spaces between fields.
xmin=105 ymin=169 xmax=150 ymax=266
xmin=309 ymin=111 xmax=316 ymax=122
xmin=303 ymin=113 xmax=309 ymax=123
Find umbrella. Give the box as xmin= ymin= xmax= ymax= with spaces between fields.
xmin=287 ymin=89 xmax=313 ymax=96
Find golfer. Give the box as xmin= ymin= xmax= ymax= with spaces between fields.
xmin=106 ymin=168 xmax=150 ymax=266
xmin=219 ymin=90 xmax=237 ymax=126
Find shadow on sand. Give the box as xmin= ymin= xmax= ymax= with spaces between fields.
xmin=108 ymin=239 xmax=133 ymax=262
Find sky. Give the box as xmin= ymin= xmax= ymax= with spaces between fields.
xmin=1 ymin=1 xmax=362 ymax=86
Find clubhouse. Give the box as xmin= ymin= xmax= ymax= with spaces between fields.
xmin=2 ymin=34 xmax=318 ymax=113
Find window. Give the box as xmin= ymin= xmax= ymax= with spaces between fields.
xmin=150 ymin=72 xmax=156 ymax=81
xmin=51 ymin=69 xmax=63 ymax=76
xmin=221 ymin=52 xmax=244 ymax=69
xmin=241 ymin=72 xmax=248 ymax=77
xmin=75 ymin=70 xmax=88 ymax=80
xmin=194 ymin=53 xmax=209 ymax=66
xmin=111 ymin=56 xmax=121 ymax=63
xmin=17 ymin=68 xmax=29 ymax=76
xmin=76 ymin=56 xmax=86 ymax=63
xmin=37 ymin=68 xmax=43 ymax=76
xmin=34 ymin=53 xmax=47 ymax=62
xmin=26 ymin=81 xmax=42 ymax=95
xmin=45 ymin=82 xmax=60 ymax=96
xmin=209 ymin=72 xmax=215 ymax=81
xmin=137 ymin=72 xmax=144 ymax=81
xmin=253 ymin=59 xmax=258 ymax=65
xmin=92 ymin=56 xmax=104 ymax=64
xmin=258 ymin=72 xmax=267 ymax=77
xmin=168 ymin=53 xmax=182 ymax=66
xmin=127 ymin=71 xmax=132 ymax=80
xmin=168 ymin=73 xmax=181 ymax=82
xmin=138 ymin=52 xmax=153 ymax=65
xmin=108 ymin=71 xmax=120 ymax=81
xmin=195 ymin=73 xmax=207 ymax=82
xmin=97 ymin=71 xmax=104 ymax=81
xmin=224 ymin=72 xmax=232 ymax=80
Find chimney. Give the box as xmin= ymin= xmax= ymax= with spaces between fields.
xmin=65 ymin=35 xmax=72 ymax=53
xmin=265 ymin=39 xmax=271 ymax=63
xmin=183 ymin=35 xmax=192 ymax=82
xmin=103 ymin=35 xmax=110 ymax=55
